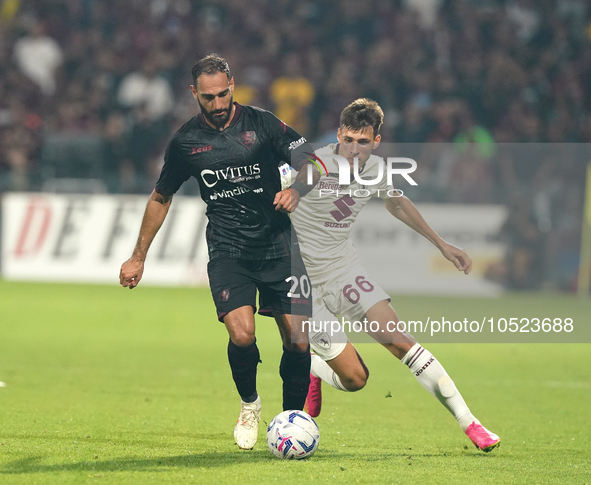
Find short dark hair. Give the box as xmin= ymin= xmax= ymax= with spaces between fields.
xmin=191 ymin=53 xmax=231 ymax=85
xmin=340 ymin=98 xmax=384 ymax=137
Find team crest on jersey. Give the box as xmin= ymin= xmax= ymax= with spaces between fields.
xmin=238 ymin=131 xmax=257 ymax=149
xmin=220 ymin=289 xmax=230 ymax=302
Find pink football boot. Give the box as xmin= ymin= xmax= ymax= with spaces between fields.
xmin=304 ymin=374 xmax=322 ymax=418
xmin=465 ymin=422 xmax=501 ymax=452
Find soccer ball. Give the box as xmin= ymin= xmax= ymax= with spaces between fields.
xmin=267 ymin=410 xmax=320 ymax=459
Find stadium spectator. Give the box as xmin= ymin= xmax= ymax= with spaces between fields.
xmin=269 ymin=53 xmax=315 ymax=136
xmin=404 ymin=0 xmax=441 ymax=30
xmin=102 ymin=111 xmax=128 ymax=192
xmin=500 ymin=192 xmax=545 ymax=290
xmin=13 ymin=21 xmax=63 ymax=96
xmin=448 ymin=107 xmax=495 ymax=203
xmin=124 ymin=104 xmax=164 ymax=193
xmin=117 ymin=58 xmax=174 ymax=122
xmin=395 ymin=103 xmax=434 ymax=144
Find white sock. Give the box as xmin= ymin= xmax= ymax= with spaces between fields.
xmin=402 ymin=343 xmax=479 ymax=432
xmin=310 ymin=354 xmax=350 ymax=392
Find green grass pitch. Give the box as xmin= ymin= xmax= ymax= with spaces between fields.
xmin=0 ymin=280 xmax=589 ymax=484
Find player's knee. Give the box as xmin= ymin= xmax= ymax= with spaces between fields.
xmin=342 ymin=369 xmax=369 ymax=392
xmin=342 ymin=377 xmax=367 ymax=392
xmin=230 ymin=331 xmax=256 ymax=347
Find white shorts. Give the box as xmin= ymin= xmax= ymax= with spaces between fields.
xmin=308 ymin=266 xmax=390 ymax=361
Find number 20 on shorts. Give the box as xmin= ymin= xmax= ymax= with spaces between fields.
xmin=286 ymin=275 xmax=311 ymax=298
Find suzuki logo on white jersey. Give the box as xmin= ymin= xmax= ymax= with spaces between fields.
xmin=201 ymin=164 xmax=261 ymax=188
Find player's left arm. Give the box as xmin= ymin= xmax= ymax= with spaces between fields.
xmin=273 ymin=162 xmax=320 ymax=213
xmin=384 ymin=195 xmax=472 ymax=274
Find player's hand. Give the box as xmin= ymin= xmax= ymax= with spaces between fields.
xmin=273 ymin=188 xmax=300 ymax=213
xmin=119 ymin=257 xmax=145 ymax=289
xmin=439 ymin=243 xmax=472 ymax=275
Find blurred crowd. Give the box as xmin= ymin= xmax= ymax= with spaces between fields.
xmin=0 ymin=0 xmax=589 ymax=290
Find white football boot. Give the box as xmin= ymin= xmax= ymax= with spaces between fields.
xmin=234 ymin=396 xmax=262 ymax=450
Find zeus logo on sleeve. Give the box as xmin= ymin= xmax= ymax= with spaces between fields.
xmin=200 ymin=164 xmax=261 ymax=188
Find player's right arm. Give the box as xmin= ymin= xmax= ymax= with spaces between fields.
xmin=120 ymin=131 xmax=189 ymax=288
xmin=119 ymin=190 xmax=172 ymax=289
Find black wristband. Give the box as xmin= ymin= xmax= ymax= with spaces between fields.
xmin=291 ymin=180 xmax=307 ymax=196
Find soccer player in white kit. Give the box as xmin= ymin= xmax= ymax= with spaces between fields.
xmin=288 ymin=98 xmax=500 ymax=452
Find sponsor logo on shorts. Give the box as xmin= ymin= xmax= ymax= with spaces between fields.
xmin=220 ymin=289 xmax=230 ymax=302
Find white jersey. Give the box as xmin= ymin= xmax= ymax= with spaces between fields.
xmin=291 ymin=144 xmax=397 ymax=286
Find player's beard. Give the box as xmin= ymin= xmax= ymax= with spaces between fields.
xmin=198 ymin=96 xmax=234 ymax=130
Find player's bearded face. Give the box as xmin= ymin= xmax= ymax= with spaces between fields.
xmin=198 ymin=95 xmax=234 ymax=129
xmin=193 ymin=72 xmax=235 ymax=129
xmin=337 ymin=127 xmax=379 ymax=172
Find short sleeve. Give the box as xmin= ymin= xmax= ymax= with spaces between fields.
xmin=155 ymin=135 xmax=190 ymax=196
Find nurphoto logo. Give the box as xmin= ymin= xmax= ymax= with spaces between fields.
xmin=304 ymin=154 xmax=418 ymax=197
